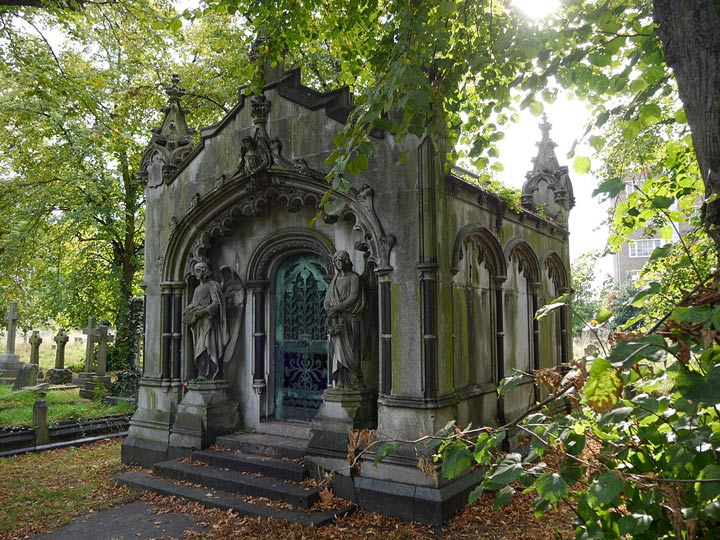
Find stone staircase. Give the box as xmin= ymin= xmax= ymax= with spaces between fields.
xmin=117 ymin=422 xmax=355 ymax=526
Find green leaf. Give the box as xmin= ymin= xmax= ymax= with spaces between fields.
xmin=535 ymin=295 xmax=568 ymax=320
xmin=608 ymin=335 xmax=667 ymax=368
xmin=618 ymin=513 xmax=653 ymax=535
xmin=494 ymin=485 xmax=515 ymax=508
xmin=639 ymin=103 xmax=662 ymax=127
xmin=488 ymin=453 xmax=524 ymax=487
xmin=528 ymin=101 xmax=544 ymax=116
xmin=675 ymin=366 xmax=720 ymax=406
xmin=535 ymin=473 xmax=568 ymax=504
xmin=169 ymin=17 xmax=183 ymax=32
xmin=592 ymin=177 xmax=625 ymax=198
xmin=587 ymin=472 xmax=624 ymax=507
xmin=651 ymin=195 xmax=674 ymax=209
xmin=373 ymin=442 xmax=397 ymax=465
xmin=649 ymin=243 xmax=673 ymax=261
xmin=595 ymin=307 xmax=612 ymax=324
xmin=497 ymin=373 xmax=526 ymax=396
xmin=630 ymin=282 xmax=662 ymax=306
xmin=696 ymin=464 xmax=720 ymax=501
xmin=441 ymin=442 xmax=473 ymax=479
xmin=573 ymin=156 xmax=591 ymax=174
xmin=323 ymin=198 xmax=346 ymax=216
xmin=468 ymin=485 xmax=484 ymax=504
xmin=597 ymin=406 xmax=633 ymax=427
xmin=584 ymin=359 xmax=623 ymax=413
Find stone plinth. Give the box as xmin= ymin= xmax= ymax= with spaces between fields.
xmin=169 ymin=380 xmax=239 ymax=451
xmin=306 ymin=388 xmax=376 ymax=474
xmin=76 ymin=372 xmax=112 ymax=399
xmin=46 ymin=368 xmax=73 ymax=385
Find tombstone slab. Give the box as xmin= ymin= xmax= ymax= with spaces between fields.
xmin=13 ymin=363 xmax=39 ymax=390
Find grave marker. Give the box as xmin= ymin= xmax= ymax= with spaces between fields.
xmin=29 ymin=330 xmax=42 ymax=366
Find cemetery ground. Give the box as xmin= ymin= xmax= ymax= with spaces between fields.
xmin=0 ymin=438 xmax=575 ymax=540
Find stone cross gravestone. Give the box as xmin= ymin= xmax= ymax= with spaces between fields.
xmin=82 ymin=317 xmax=97 ymax=373
xmin=47 ymin=329 xmax=72 ymax=385
xmin=0 ymin=302 xmax=25 ymax=383
xmin=95 ymin=324 xmax=115 ymax=376
xmin=0 ymin=302 xmax=20 ymax=362
xmin=29 ymin=330 xmax=42 ymax=366
xmin=53 ymin=329 xmax=69 ymax=369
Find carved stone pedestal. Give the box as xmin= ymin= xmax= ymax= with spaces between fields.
xmin=169 ymin=380 xmax=239 ymax=451
xmin=46 ymin=368 xmax=73 ymax=385
xmin=306 ymin=387 xmax=376 ymax=475
xmin=0 ymin=358 xmax=24 ymax=384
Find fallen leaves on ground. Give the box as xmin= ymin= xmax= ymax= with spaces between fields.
xmin=0 ymin=439 xmax=139 ymax=540
xmin=0 ymin=439 xmax=575 ymax=540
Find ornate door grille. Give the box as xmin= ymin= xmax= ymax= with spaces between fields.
xmin=274 ymin=253 xmax=328 ymax=421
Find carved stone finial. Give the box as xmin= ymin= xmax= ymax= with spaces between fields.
xmin=138 ymin=74 xmax=196 ymax=188
xmin=521 ymin=116 xmax=575 ymax=225
xmin=251 ymin=94 xmax=271 ymax=138
xmin=529 ymin=113 xmax=560 ymax=179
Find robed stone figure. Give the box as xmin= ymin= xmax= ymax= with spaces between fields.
xmin=324 ymin=251 xmax=365 ymax=388
xmin=183 ymin=262 xmax=229 ymax=379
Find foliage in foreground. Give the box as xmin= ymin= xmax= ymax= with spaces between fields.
xmin=432 ymin=274 xmax=720 ymax=540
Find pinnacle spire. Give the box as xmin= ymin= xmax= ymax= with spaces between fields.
xmin=528 ymin=114 xmax=560 ymax=179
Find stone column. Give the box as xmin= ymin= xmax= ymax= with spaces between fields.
xmin=29 ymin=331 xmax=42 ymax=366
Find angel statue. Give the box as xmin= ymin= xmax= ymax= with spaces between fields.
xmin=183 ymin=262 xmax=245 ymax=379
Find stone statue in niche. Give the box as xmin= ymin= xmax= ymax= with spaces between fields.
xmin=183 ymin=262 xmax=229 ymax=379
xmin=324 ymin=250 xmax=366 ymax=389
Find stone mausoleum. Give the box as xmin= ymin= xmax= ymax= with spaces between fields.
xmin=122 ymin=68 xmax=573 ymax=522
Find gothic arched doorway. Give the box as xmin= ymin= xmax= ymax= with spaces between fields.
xmin=273 ymin=253 xmax=330 ymax=421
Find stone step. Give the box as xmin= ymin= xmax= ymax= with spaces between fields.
xmin=216 ymin=432 xmax=308 ymax=460
xmin=153 ymin=459 xmax=320 ymax=508
xmin=117 ymin=471 xmax=353 ymax=526
xmin=256 ymin=421 xmax=311 ymax=440
xmin=193 ymin=449 xmax=306 ymax=482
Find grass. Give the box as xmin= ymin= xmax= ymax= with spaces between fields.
xmin=0 ymin=385 xmax=134 ymax=428
xmin=0 ymin=439 xmax=136 ymax=539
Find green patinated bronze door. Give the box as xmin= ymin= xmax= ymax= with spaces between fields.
xmin=274 ymin=253 xmax=329 ymax=421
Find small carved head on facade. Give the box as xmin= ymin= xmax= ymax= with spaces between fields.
xmin=332 ymin=250 xmax=353 ymax=272
xmin=193 ymin=261 xmax=211 ymax=281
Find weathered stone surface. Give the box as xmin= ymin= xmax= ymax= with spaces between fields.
xmin=47 ymin=368 xmax=73 ymax=385
xmin=13 ymin=363 xmax=38 ymax=390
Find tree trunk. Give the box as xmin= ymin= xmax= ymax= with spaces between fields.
xmin=654 ymin=0 xmax=720 ymax=261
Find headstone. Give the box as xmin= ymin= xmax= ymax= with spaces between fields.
xmin=53 ymin=329 xmax=69 ymax=369
xmin=82 ymin=317 xmax=97 ymax=372
xmin=29 ymin=330 xmax=42 ymax=366
xmin=0 ymin=302 xmax=20 ymax=363
xmin=95 ymin=324 xmax=115 ymax=376
xmin=47 ymin=329 xmax=73 ymax=385
xmin=13 ymin=363 xmax=38 ymax=390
